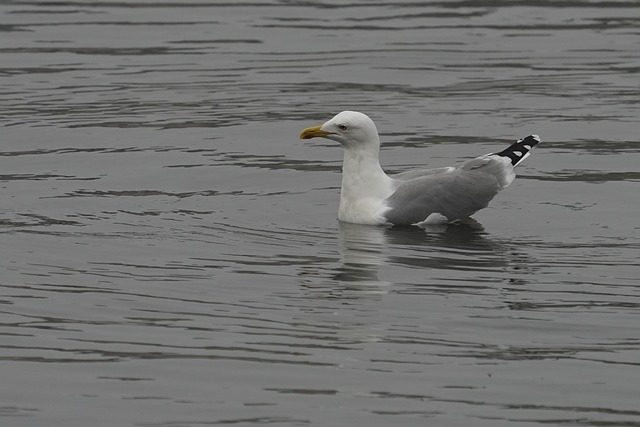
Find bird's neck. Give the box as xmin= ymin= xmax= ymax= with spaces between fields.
xmin=338 ymin=147 xmax=393 ymax=224
xmin=341 ymin=147 xmax=389 ymax=193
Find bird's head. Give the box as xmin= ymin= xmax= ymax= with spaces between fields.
xmin=299 ymin=111 xmax=380 ymax=149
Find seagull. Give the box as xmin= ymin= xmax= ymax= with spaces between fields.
xmin=299 ymin=111 xmax=540 ymax=227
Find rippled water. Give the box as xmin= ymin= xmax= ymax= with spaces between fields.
xmin=1 ymin=1 xmax=639 ymax=426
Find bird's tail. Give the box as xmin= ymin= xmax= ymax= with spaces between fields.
xmin=496 ymin=135 xmax=541 ymax=167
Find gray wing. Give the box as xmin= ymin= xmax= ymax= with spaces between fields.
xmin=392 ymin=166 xmax=455 ymax=181
xmin=384 ymin=157 xmax=510 ymax=225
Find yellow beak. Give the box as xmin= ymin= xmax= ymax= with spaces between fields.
xmin=299 ymin=125 xmax=333 ymax=139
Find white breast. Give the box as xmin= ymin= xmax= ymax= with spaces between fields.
xmin=337 ymin=164 xmax=394 ymax=225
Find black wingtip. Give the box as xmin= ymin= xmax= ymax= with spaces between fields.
xmin=521 ymin=134 xmax=541 ymax=145
xmin=497 ymin=134 xmax=541 ymax=166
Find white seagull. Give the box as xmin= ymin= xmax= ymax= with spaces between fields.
xmin=299 ymin=111 xmax=540 ymax=227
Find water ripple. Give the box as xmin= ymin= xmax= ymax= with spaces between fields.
xmin=1 ymin=1 xmax=639 ymax=426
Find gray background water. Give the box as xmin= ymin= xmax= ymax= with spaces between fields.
xmin=1 ymin=1 xmax=639 ymax=426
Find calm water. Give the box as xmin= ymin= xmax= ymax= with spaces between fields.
xmin=1 ymin=1 xmax=639 ymax=426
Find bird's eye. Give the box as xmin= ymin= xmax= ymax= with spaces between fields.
xmin=337 ymin=124 xmax=348 ymax=131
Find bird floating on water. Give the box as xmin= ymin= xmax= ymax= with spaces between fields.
xmin=299 ymin=111 xmax=540 ymax=227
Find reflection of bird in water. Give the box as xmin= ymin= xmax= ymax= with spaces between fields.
xmin=384 ymin=218 xmax=485 ymax=247
xmin=335 ymin=222 xmax=388 ymax=291
xmin=334 ymin=221 xmax=496 ymax=292
xmin=299 ymin=220 xmax=535 ymax=302
xmin=295 ymin=223 xmax=390 ymax=300
xmin=300 ymin=111 xmax=540 ymax=227
xmin=382 ymin=221 xmax=505 ymax=272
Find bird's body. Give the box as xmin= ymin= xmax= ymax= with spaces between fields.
xmin=300 ymin=111 xmax=540 ymax=227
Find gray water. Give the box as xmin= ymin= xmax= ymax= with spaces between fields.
xmin=1 ymin=1 xmax=639 ymax=426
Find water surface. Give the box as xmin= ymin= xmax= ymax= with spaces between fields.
xmin=1 ymin=1 xmax=639 ymax=426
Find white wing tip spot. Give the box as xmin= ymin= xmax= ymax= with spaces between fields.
xmin=414 ymin=212 xmax=448 ymax=227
